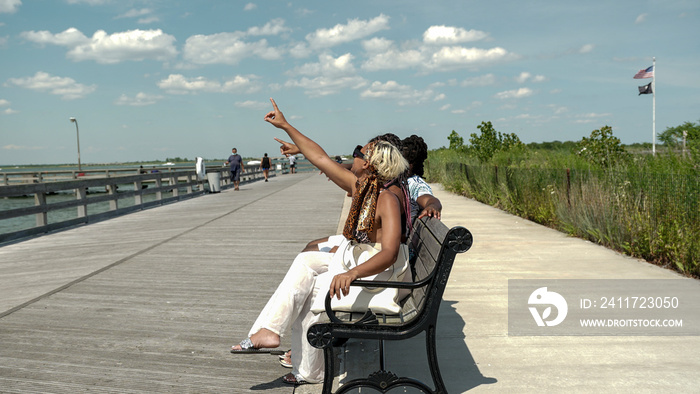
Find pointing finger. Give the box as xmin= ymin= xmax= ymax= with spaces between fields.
xmin=269 ymin=98 xmax=279 ymax=111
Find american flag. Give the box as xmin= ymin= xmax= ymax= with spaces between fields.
xmin=633 ymin=66 xmax=654 ymax=79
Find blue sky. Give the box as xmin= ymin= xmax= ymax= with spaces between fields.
xmin=1 ymin=0 xmax=698 ymax=165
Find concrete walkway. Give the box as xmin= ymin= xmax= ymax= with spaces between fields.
xmin=1 ymin=174 xmax=698 ymax=393
xmin=375 ymin=184 xmax=699 ymax=394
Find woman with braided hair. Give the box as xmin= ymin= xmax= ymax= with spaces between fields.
xmin=230 ymin=99 xmax=410 ymax=385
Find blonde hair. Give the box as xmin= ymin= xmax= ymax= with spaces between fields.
xmin=367 ymin=140 xmax=408 ymax=182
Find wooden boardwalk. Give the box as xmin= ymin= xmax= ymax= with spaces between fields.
xmin=2 ymin=172 xmax=698 ymax=393
xmin=0 ymin=173 xmax=344 ymax=393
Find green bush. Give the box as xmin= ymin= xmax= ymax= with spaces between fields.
xmin=425 ymin=140 xmax=699 ymax=277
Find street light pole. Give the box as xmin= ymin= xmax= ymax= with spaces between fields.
xmin=69 ymin=117 xmax=82 ymax=172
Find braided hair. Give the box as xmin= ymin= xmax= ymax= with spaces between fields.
xmin=401 ymin=135 xmax=428 ymax=177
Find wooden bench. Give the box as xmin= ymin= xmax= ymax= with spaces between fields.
xmin=307 ymin=217 xmax=473 ymax=394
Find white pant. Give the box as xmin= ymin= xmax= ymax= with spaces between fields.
xmin=248 ymin=251 xmax=332 ymax=383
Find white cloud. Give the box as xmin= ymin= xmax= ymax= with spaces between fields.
xmin=364 ymin=42 xmax=514 ymax=73
xmin=516 ymin=72 xmax=546 ymax=83
xmin=461 ymin=74 xmax=496 ymax=86
xmin=285 ymin=76 xmax=367 ymax=97
xmin=157 ymin=74 xmax=260 ymax=94
xmin=362 ymin=37 xmax=393 ymax=53
xmin=289 ymin=53 xmax=357 ymax=77
xmin=184 ymin=34 xmax=279 ymax=64
xmin=0 ymin=0 xmax=21 ymax=13
xmin=116 ymin=8 xmax=152 ymax=19
xmin=22 ymin=28 xmax=178 ymax=64
xmin=247 ymin=18 xmax=291 ymax=36
xmin=289 ymin=42 xmax=312 ymax=58
xmin=423 ymin=26 xmax=488 ymax=44
xmin=574 ymin=112 xmax=611 ymax=123
xmin=362 ymin=47 xmax=424 ymax=71
xmin=635 ymin=13 xmax=648 ymax=24
xmin=244 ymin=3 xmax=256 ymax=11
xmin=579 ymin=44 xmax=594 ymax=54
xmin=22 ymin=28 xmax=89 ymax=47
xmin=137 ymin=16 xmax=160 ymax=24
xmin=285 ymin=53 xmax=367 ymax=97
xmin=0 ymin=99 xmax=16 ymax=114
xmin=6 ymin=71 xmax=96 ymax=99
xmin=515 ymin=72 xmax=531 ymax=83
xmin=360 ymin=80 xmax=439 ymax=106
xmin=183 ymin=20 xmax=290 ymax=65
xmin=305 ymin=14 xmax=390 ymax=49
xmin=2 ymin=144 xmax=44 ymax=150
xmin=114 ymin=92 xmax=163 ymax=106
xmin=547 ymin=104 xmax=568 ymax=114
xmin=69 ymin=29 xmax=177 ymax=63
xmin=494 ymin=87 xmax=533 ymax=99
xmin=362 ymin=24 xmax=514 ymax=72
xmin=66 ymin=0 xmax=109 ymax=4
xmin=427 ymin=46 xmax=513 ymax=71
xmin=235 ymin=100 xmax=269 ymax=110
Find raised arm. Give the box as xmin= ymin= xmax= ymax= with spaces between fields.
xmin=264 ymin=98 xmax=355 ymax=193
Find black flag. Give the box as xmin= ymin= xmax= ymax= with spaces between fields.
xmin=638 ymin=82 xmax=653 ymax=95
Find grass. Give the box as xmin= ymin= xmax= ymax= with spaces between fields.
xmin=425 ymin=148 xmax=699 ymax=277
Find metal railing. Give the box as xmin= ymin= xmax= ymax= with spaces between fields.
xmin=0 ymin=166 xmax=271 ymax=244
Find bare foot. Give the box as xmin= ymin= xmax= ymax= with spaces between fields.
xmin=231 ymin=328 xmax=280 ymax=351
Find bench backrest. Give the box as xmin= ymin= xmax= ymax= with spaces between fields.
xmin=402 ymin=217 xmax=473 ymax=323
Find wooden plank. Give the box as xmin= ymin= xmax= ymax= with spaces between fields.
xmin=0 ymin=173 xmax=346 ymax=392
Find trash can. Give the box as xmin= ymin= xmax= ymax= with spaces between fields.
xmin=207 ymin=172 xmax=221 ymax=193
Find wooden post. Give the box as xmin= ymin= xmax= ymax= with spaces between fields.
xmin=34 ymin=192 xmax=47 ymax=227
xmin=186 ymin=174 xmax=193 ymax=194
xmin=76 ymin=187 xmax=87 ymax=218
xmin=108 ymin=184 xmax=118 ymax=211
xmin=134 ymin=180 xmax=143 ymax=206
xmin=169 ymin=174 xmax=178 ymax=197
xmin=155 ymin=176 xmax=162 ymax=201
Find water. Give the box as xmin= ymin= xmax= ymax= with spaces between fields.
xmin=0 ymin=159 xmax=312 ymax=237
xmin=0 ymin=162 xmax=207 ymax=236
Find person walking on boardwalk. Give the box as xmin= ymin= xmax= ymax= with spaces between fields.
xmin=288 ymin=154 xmax=297 ymax=174
xmin=230 ymin=98 xmax=411 ymax=386
xmin=260 ymin=153 xmax=271 ymax=182
xmin=225 ymin=148 xmax=244 ymax=190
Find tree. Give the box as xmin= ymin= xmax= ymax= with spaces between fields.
xmin=468 ymin=121 xmax=523 ymax=162
xmin=576 ymin=125 xmax=629 ymax=167
xmin=658 ymin=120 xmax=699 ymax=149
xmin=447 ymin=130 xmax=464 ymax=150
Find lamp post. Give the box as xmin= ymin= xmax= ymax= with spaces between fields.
xmin=69 ymin=117 xmax=82 ymax=172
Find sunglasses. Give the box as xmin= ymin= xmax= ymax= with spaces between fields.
xmin=352 ymin=145 xmax=365 ymax=159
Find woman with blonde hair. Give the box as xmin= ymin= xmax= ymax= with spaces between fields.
xmin=231 ymin=98 xmax=411 ymax=385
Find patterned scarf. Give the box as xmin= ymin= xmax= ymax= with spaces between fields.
xmin=343 ymin=143 xmax=380 ymax=242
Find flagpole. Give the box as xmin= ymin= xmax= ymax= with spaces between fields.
xmin=652 ymin=56 xmax=656 ymax=156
